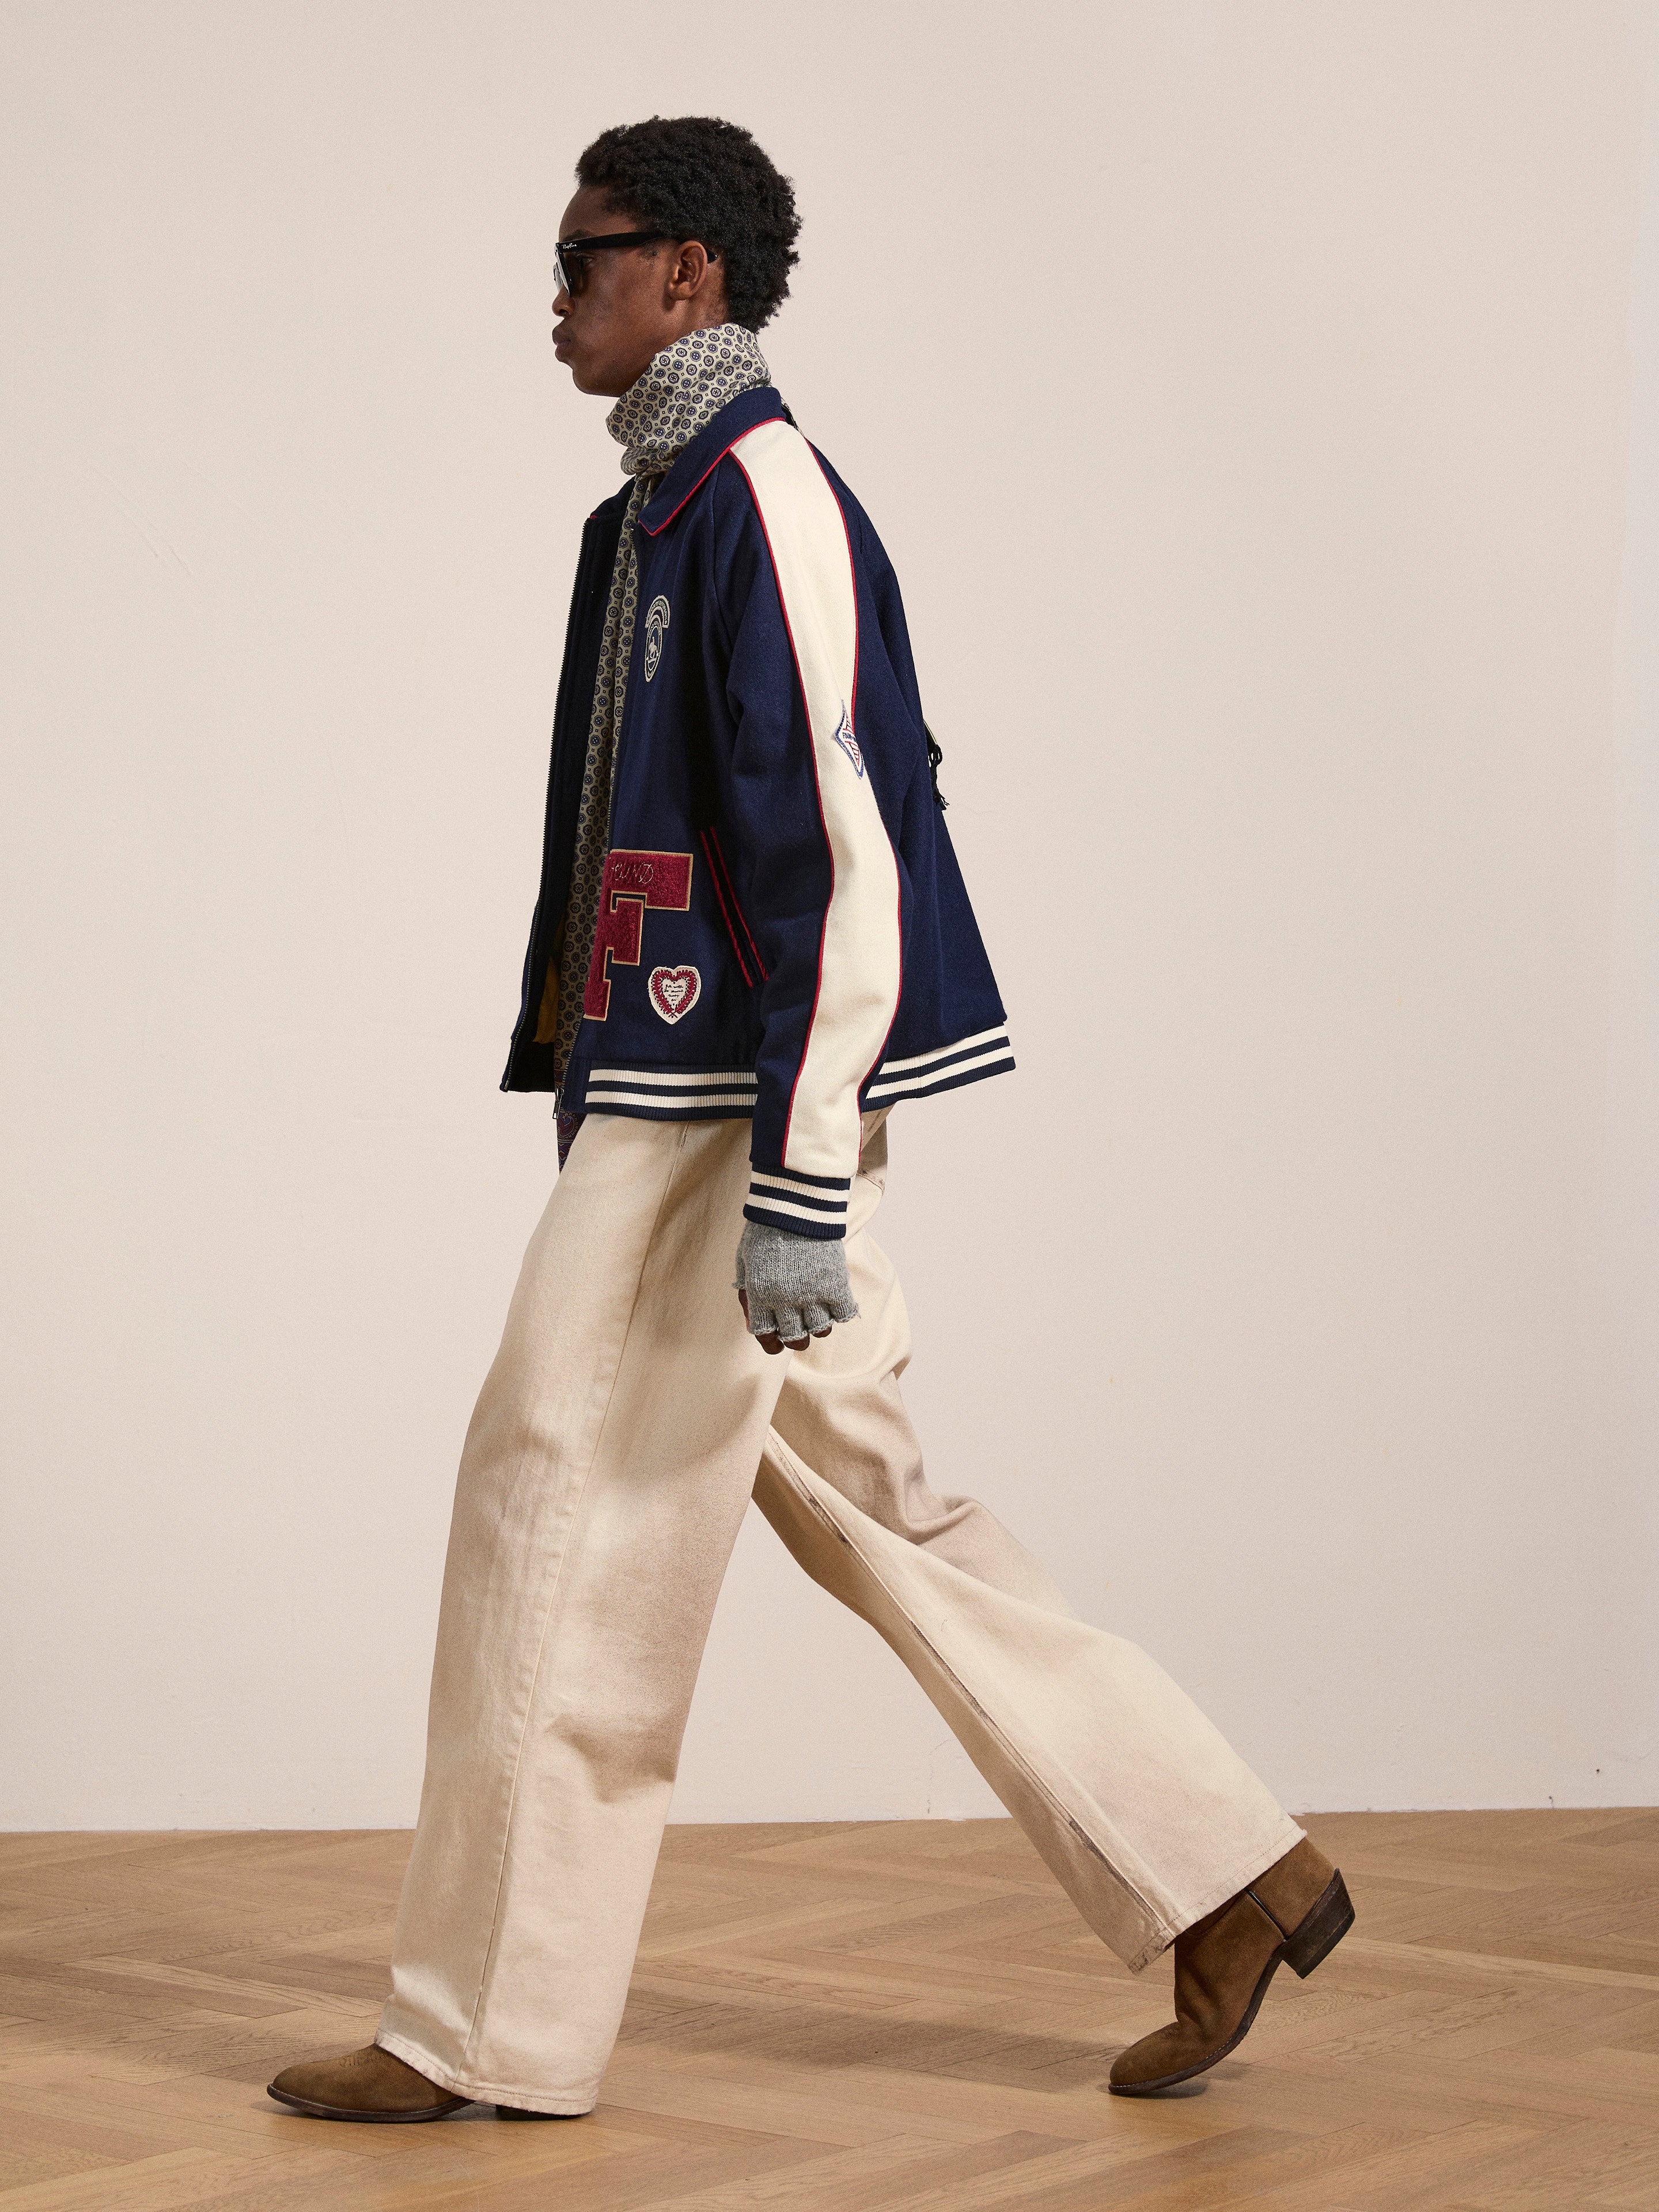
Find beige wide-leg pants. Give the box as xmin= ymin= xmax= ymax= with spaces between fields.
xmin=377 ymin=1112 xmax=1301 ymax=2113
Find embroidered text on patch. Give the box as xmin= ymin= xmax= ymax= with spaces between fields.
xmin=832 ymin=705 xmax=864 ymax=776
xmin=643 ymin=595 xmax=670 ymax=683
xmin=648 ymin=965 xmax=701 ymax=1023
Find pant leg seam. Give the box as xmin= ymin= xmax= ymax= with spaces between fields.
xmin=762 ymin=1432 xmax=1174 ymax=1961
xmin=459 ymin=1125 xmax=692 ymax=2069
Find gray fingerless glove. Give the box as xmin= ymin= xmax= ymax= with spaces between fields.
xmin=734 ymin=1220 xmax=860 ymax=1342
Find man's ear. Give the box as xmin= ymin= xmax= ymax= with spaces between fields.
xmin=668 ymin=240 xmax=719 ymax=304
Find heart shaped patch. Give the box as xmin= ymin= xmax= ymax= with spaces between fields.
xmin=648 ymin=965 xmax=701 ymax=1023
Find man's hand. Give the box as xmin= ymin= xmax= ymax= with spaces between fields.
xmin=734 ymin=1220 xmax=859 ymax=1353
xmin=738 ymin=1286 xmax=822 ymax=1354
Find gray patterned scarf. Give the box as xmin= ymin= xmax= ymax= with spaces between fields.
xmin=551 ymin=322 xmax=770 ymax=1092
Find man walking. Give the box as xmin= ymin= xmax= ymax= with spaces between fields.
xmin=270 ymin=115 xmax=1352 ymax=2122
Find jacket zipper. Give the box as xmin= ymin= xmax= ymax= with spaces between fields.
xmin=504 ymin=511 xmax=611 ymax=1073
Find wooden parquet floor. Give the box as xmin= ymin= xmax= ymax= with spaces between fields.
xmin=1 ymin=1811 xmax=1656 ymax=2209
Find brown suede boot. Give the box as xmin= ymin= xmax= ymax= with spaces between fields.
xmin=267 ymin=2044 xmax=472 ymax=2122
xmin=1108 ymin=1837 xmax=1354 ymax=2095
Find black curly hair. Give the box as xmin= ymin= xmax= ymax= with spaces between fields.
xmin=575 ymin=116 xmax=800 ymax=333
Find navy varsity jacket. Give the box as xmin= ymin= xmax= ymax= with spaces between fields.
xmin=501 ymin=384 xmax=1014 ymax=1240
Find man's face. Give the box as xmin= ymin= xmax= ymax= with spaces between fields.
xmin=551 ymin=185 xmax=722 ymax=398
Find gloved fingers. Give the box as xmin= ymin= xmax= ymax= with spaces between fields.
xmin=744 ymin=1305 xmax=861 ymax=1347
xmin=736 ymin=1219 xmax=862 ymax=1346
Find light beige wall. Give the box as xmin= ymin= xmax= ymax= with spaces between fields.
xmin=3 ymin=1 xmax=1655 ymax=1827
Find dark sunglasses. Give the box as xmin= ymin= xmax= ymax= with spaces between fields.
xmin=552 ymin=230 xmax=669 ymax=298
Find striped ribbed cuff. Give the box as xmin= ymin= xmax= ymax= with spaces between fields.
xmin=743 ymin=1167 xmax=851 ymax=1241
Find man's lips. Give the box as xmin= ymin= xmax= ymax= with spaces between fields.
xmin=552 ymin=326 xmax=574 ymax=359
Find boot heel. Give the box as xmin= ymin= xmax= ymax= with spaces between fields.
xmin=1282 ymin=1869 xmax=1354 ymax=1979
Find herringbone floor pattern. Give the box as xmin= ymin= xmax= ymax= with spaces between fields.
xmin=2 ymin=1810 xmax=1656 ymax=2207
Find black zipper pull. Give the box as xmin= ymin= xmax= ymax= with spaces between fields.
xmin=923 ymin=722 xmax=948 ymax=811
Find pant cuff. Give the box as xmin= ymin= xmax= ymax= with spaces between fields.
xmin=374 ymin=2027 xmax=596 ymax=2117
xmin=1128 ymin=1816 xmax=1306 ymax=1969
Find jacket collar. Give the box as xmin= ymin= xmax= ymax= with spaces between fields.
xmin=638 ymin=385 xmax=787 ymax=536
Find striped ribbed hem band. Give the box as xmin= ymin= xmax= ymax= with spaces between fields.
xmin=583 ymin=1065 xmax=759 ymax=1118
xmin=862 ymin=1026 xmax=1015 ymax=1103
xmin=574 ymin=1023 xmax=1014 ymax=1135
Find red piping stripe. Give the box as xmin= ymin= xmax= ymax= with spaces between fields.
xmin=730 ymin=440 xmax=831 ymax=1167
xmin=812 ymin=445 xmax=899 ymax=1099
xmin=707 ymin=826 xmax=767 ymax=979
xmin=639 ymin=410 xmax=787 ymax=536
xmin=700 ymin=827 xmax=755 ymax=986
